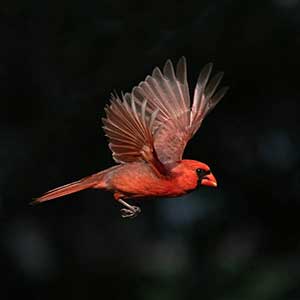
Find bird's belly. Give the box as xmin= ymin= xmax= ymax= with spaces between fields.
xmin=107 ymin=162 xmax=190 ymax=199
xmin=111 ymin=173 xmax=184 ymax=199
xmin=116 ymin=179 xmax=182 ymax=198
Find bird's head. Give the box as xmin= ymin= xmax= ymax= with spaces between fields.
xmin=173 ymin=160 xmax=217 ymax=189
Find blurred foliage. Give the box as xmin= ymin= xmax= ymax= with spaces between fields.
xmin=1 ymin=0 xmax=300 ymax=299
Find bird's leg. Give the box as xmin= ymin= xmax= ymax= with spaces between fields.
xmin=117 ymin=199 xmax=141 ymax=218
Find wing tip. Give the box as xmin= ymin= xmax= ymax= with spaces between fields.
xmin=178 ymin=56 xmax=187 ymax=65
xmin=176 ymin=56 xmax=188 ymax=83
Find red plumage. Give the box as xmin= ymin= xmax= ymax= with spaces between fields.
xmin=33 ymin=57 xmax=227 ymax=218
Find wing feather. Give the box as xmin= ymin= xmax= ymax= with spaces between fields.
xmin=176 ymin=57 xmax=190 ymax=111
xmin=103 ymin=58 xmax=228 ymax=167
xmin=103 ymin=93 xmax=167 ymax=175
xmin=132 ymin=57 xmax=228 ymax=164
xmin=104 ymin=95 xmax=148 ymax=158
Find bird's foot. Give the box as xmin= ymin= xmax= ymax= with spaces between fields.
xmin=120 ymin=206 xmax=141 ymax=219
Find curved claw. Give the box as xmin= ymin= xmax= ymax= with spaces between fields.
xmin=120 ymin=206 xmax=141 ymax=219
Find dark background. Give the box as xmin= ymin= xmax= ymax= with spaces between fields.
xmin=1 ymin=0 xmax=300 ymax=299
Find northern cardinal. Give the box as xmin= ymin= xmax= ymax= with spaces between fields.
xmin=32 ymin=57 xmax=228 ymax=218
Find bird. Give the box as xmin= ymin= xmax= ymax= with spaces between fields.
xmin=32 ymin=57 xmax=228 ymax=218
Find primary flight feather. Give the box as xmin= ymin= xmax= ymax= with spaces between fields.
xmin=33 ymin=57 xmax=228 ymax=218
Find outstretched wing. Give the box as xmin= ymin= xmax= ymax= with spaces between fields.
xmin=102 ymin=93 xmax=167 ymax=175
xmin=133 ymin=57 xmax=228 ymax=164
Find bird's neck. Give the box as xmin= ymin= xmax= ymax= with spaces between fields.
xmin=169 ymin=163 xmax=198 ymax=193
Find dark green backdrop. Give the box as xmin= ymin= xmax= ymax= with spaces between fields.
xmin=1 ymin=0 xmax=300 ymax=299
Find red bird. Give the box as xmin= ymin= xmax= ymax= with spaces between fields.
xmin=32 ymin=57 xmax=228 ymax=218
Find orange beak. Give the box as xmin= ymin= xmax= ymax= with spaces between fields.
xmin=201 ymin=172 xmax=217 ymax=187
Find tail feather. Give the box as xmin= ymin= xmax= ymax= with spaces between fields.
xmin=31 ymin=172 xmax=105 ymax=205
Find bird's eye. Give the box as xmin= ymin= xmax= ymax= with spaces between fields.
xmin=196 ymin=168 xmax=210 ymax=178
